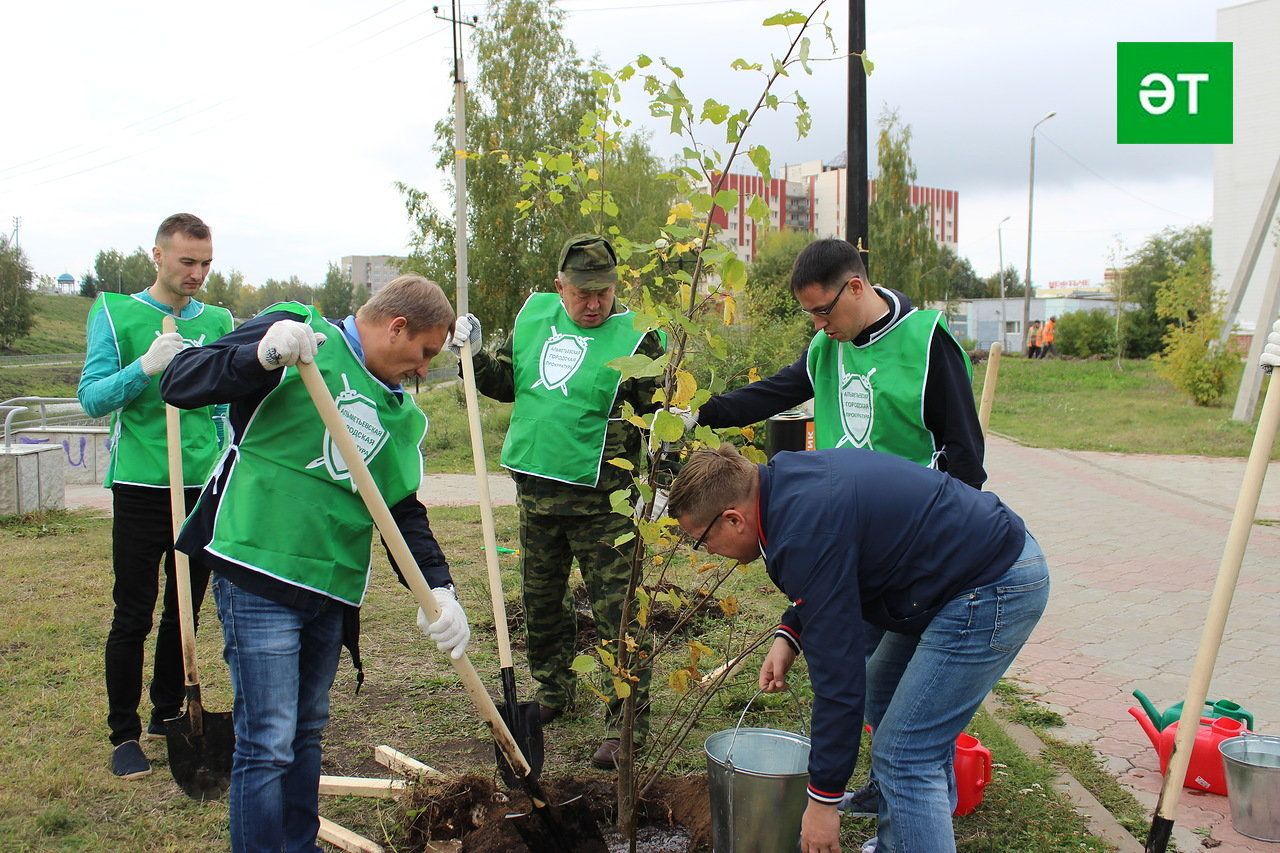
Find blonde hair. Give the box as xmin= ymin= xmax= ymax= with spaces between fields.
xmin=357 ymin=275 xmax=455 ymax=333
xmin=667 ymin=444 xmax=757 ymax=525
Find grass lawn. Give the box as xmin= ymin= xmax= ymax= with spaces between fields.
xmin=5 ymin=293 xmax=92 ymax=356
xmin=974 ymin=355 xmax=1277 ymax=459
xmin=0 ymin=508 xmax=1117 ymax=851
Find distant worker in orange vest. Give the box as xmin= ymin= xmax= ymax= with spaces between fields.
xmin=1026 ymin=320 xmax=1042 ymax=359
xmin=1038 ymin=316 xmax=1056 ymax=359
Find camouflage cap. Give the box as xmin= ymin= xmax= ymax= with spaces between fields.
xmin=557 ymin=234 xmax=618 ymax=290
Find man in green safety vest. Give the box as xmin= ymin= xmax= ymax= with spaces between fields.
xmin=452 ymin=234 xmax=665 ymax=769
xmin=77 ymin=213 xmax=234 ymax=781
xmin=162 ymin=276 xmax=470 ymax=851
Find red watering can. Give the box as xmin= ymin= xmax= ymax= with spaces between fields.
xmin=1128 ymin=707 xmax=1245 ymax=795
xmin=953 ymin=733 xmax=992 ymax=816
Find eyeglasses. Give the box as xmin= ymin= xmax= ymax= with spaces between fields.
xmin=690 ymin=511 xmax=726 ymax=552
xmin=801 ymin=278 xmax=855 ymax=317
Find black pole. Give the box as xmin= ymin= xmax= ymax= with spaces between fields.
xmin=846 ymin=0 xmax=869 ymax=278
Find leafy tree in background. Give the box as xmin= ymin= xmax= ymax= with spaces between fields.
xmin=983 ymin=265 xmax=1026 ymax=299
xmin=1153 ymin=241 xmax=1237 ymax=405
xmin=239 ymin=276 xmax=313 ymax=316
xmin=203 ymin=269 xmax=246 ymax=316
xmin=1118 ymin=224 xmax=1211 ymax=359
xmin=80 ymin=272 xmax=99 ymax=298
xmin=0 ymin=235 xmax=36 ymax=350
xmin=932 ymin=244 xmax=984 ymax=301
xmin=91 ymin=247 xmax=154 ymax=294
xmin=746 ymin=227 xmax=813 ymax=325
xmin=1055 ymin=309 xmax=1116 ymax=358
xmin=867 ymin=108 xmax=939 ymax=304
xmin=316 ymin=263 xmax=354 ymax=318
xmin=397 ymin=0 xmax=672 ymax=332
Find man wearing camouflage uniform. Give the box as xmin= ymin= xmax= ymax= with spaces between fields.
xmin=455 ymin=235 xmax=664 ymax=769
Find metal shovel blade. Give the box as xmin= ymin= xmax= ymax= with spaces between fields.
xmin=506 ymin=794 xmax=608 ymax=853
xmin=496 ymin=670 xmax=544 ymax=787
xmin=166 ymin=705 xmax=235 ymax=800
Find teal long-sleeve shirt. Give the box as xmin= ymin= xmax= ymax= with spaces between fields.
xmin=77 ymin=291 xmax=228 ymax=439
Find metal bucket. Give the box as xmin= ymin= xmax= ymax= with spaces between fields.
xmin=705 ymin=691 xmax=811 ymax=852
xmin=1220 ymin=734 xmax=1280 ymax=842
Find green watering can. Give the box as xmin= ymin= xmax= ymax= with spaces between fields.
xmin=1132 ymin=688 xmax=1255 ymax=732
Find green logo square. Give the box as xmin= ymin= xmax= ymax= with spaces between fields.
xmin=1117 ymin=42 xmax=1232 ymax=144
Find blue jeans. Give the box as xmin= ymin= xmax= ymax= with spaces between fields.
xmin=214 ymin=574 xmax=344 ymax=853
xmin=862 ymin=533 xmax=1049 ymax=853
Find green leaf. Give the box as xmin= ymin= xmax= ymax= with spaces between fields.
xmin=607 ymin=458 xmax=636 ymax=471
xmin=798 ymin=37 xmax=811 ymax=74
xmin=730 ymin=58 xmax=763 ymax=72
xmin=613 ymin=531 xmax=636 ymax=548
xmin=610 ymin=489 xmax=633 ymax=517
xmin=636 ymin=54 xmax=652 ymax=68
xmin=861 ymin=52 xmax=875 ymax=77
xmin=746 ymin=194 xmax=772 ymax=223
xmin=571 ymin=654 xmax=599 ymax=675
xmin=701 ymin=98 xmax=730 ymax=124
xmin=722 ymin=256 xmax=747 ymax=288
xmin=763 ymin=10 xmax=807 ymax=26
xmin=748 ymin=146 xmax=771 ymax=182
xmin=713 ymin=189 xmax=739 ymax=212
xmin=693 ymin=424 xmax=721 ymax=447
xmin=548 ymin=190 xmax=564 ymax=204
xmin=607 ymin=351 xmax=670 ymax=381
xmin=690 ymin=192 xmax=714 ymax=214
xmin=652 ymin=409 xmax=685 ymax=443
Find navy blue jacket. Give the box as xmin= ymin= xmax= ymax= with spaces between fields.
xmin=757 ymin=448 xmax=1026 ymax=801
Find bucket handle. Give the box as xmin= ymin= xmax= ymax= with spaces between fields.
xmin=724 ymin=687 xmax=808 ymax=770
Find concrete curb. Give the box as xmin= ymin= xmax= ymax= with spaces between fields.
xmin=982 ymin=695 xmax=1146 ymax=853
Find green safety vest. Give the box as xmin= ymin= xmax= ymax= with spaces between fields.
xmin=806 ymin=309 xmax=971 ymax=465
xmin=203 ymin=303 xmax=428 ymax=605
xmin=94 ymin=292 xmax=234 ymax=488
xmin=502 ymin=292 xmax=651 ymax=487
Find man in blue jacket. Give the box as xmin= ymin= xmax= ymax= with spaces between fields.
xmin=667 ymin=444 xmax=1049 ymax=853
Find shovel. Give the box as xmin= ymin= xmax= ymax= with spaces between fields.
xmin=161 ymin=315 xmax=235 ymax=800
xmin=1145 ymin=359 xmax=1280 ymax=852
xmin=458 ymin=336 xmax=544 ymax=787
xmin=297 ymin=360 xmax=603 ymax=852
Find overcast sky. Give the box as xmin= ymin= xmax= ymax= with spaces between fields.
xmin=1 ymin=0 xmax=1230 ymax=291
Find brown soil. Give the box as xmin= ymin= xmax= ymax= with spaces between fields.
xmin=399 ymin=774 xmax=711 ymax=852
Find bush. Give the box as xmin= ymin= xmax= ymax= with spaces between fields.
xmin=1056 ymin=310 xmax=1117 ymax=359
xmin=1156 ymin=331 xmax=1238 ymax=406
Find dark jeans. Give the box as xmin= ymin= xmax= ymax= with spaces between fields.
xmin=105 ymin=484 xmax=209 ymax=745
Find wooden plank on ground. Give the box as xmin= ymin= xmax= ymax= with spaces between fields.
xmin=374 ymin=744 xmax=447 ymax=780
xmin=317 ymin=816 xmax=384 ymax=853
xmin=318 ymin=775 xmax=407 ymax=798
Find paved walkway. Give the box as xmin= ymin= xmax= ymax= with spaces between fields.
xmin=986 ymin=436 xmax=1280 ymax=852
xmin=66 ymin=444 xmax=1280 ymax=849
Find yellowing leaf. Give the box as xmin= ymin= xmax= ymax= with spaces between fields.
xmin=671 ymin=370 xmax=697 ymax=408
xmin=741 ymin=426 xmax=755 ymax=442
xmin=718 ymin=595 xmax=740 ymax=617
xmin=666 ymin=201 xmax=694 ymax=224
xmin=748 ymin=367 xmax=761 ymax=383
xmin=627 ymin=414 xmax=649 ymax=430
xmin=688 ymin=639 xmax=716 ymax=666
xmin=722 ymin=293 xmax=737 ymax=325
xmin=587 ymin=167 xmax=600 ymax=180
xmin=598 ymin=647 xmax=616 ymax=669
xmin=698 ymin=561 xmax=718 ymax=574
xmin=571 ymin=654 xmax=599 ymax=675
xmin=607 ymin=458 xmax=636 ymax=471
xmin=668 ymin=669 xmax=691 ymax=694
xmin=652 ymin=555 xmax=665 ymax=566
xmin=612 ymin=678 xmax=632 ymax=699
xmin=637 ymin=586 xmax=651 ymax=628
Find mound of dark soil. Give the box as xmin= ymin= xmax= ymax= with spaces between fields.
xmin=399 ymin=774 xmax=711 ymax=852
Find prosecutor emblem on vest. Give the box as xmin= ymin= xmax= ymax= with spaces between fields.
xmin=534 ymin=325 xmax=593 ymax=395
xmin=308 ymin=374 xmax=389 ymax=488
xmin=837 ymin=366 xmax=877 ymax=448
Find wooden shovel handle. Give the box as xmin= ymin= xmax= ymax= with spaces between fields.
xmin=977 ymin=342 xmax=1002 ymax=437
xmin=296 ymin=360 xmax=532 ymax=777
xmin=1154 ymin=368 xmax=1280 ymax=823
xmin=458 ymin=340 xmax=513 ymax=669
xmin=162 ymin=315 xmax=201 ymax=693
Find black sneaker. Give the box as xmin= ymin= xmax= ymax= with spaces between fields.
xmin=144 ymin=720 xmax=168 ymax=740
xmin=839 ymin=781 xmax=880 ymax=818
xmin=111 ymin=740 xmax=152 ymax=779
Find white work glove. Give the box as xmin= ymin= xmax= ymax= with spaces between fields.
xmin=417 ymin=586 xmax=470 ymax=660
xmin=1262 ymin=319 xmax=1280 ymax=369
xmin=256 ymin=320 xmax=326 ymax=370
xmin=140 ymin=332 xmax=184 ymax=376
xmin=446 ymin=313 xmax=482 ymax=356
xmin=673 ymin=407 xmax=698 ymax=432
xmin=634 ymin=488 xmax=670 ymax=521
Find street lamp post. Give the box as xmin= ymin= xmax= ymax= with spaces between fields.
xmin=1022 ymin=110 xmax=1056 ymax=354
xmin=997 ymin=215 xmax=1011 ymax=350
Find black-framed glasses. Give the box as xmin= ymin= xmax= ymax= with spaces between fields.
xmin=691 ymin=511 xmax=726 ymax=552
xmin=801 ymin=278 xmax=854 ymax=317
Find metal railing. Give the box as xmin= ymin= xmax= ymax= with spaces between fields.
xmin=2 ymin=397 xmax=107 ymax=449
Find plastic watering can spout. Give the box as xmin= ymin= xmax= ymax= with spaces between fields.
xmin=1132 ymin=689 xmax=1166 ymax=732
xmin=1128 ymin=706 xmax=1161 ymax=751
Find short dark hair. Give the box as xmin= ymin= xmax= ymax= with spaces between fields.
xmin=156 ymin=213 xmax=210 ymax=244
xmin=790 ymin=238 xmax=868 ymax=295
